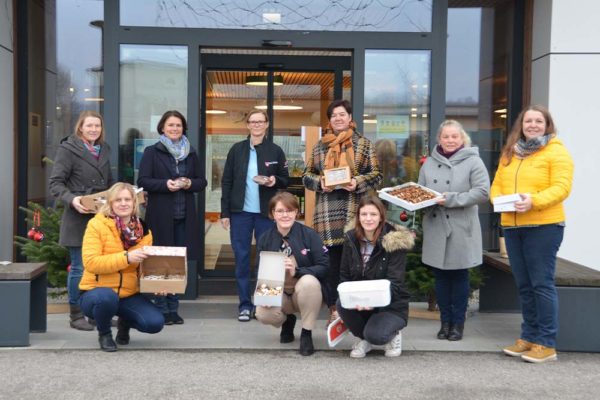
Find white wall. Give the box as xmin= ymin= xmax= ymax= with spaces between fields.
xmin=0 ymin=0 xmax=14 ymax=261
xmin=531 ymin=0 xmax=600 ymax=270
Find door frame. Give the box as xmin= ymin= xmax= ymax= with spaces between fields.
xmin=199 ymin=51 xmax=351 ymax=278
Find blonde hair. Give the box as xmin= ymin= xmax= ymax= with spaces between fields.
xmin=74 ymin=110 xmax=105 ymax=144
xmin=98 ymin=182 xmax=141 ymax=217
xmin=437 ymin=119 xmax=471 ymax=148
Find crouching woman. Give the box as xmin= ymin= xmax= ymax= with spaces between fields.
xmin=80 ymin=182 xmax=165 ymax=352
xmin=255 ymin=192 xmax=329 ymax=356
xmin=337 ymin=195 xmax=414 ymax=358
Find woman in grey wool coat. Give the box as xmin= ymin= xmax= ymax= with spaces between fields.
xmin=418 ymin=120 xmax=489 ymax=341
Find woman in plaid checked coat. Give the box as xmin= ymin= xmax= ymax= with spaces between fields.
xmin=303 ymin=99 xmax=382 ymax=322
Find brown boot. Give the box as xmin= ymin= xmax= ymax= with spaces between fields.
xmin=69 ymin=305 xmax=95 ymax=331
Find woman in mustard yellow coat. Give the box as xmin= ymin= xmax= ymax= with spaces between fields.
xmin=80 ymin=182 xmax=164 ymax=352
xmin=491 ymin=105 xmax=573 ymax=364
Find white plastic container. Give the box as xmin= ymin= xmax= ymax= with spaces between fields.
xmin=337 ymin=279 xmax=391 ymax=309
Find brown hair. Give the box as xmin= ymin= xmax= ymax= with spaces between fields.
xmin=501 ymin=105 xmax=556 ymax=165
xmin=354 ymin=195 xmax=387 ymax=243
xmin=157 ymin=110 xmax=187 ymax=136
xmin=326 ymin=99 xmax=352 ymax=120
xmin=268 ymin=191 xmax=299 ymax=219
xmin=246 ymin=109 xmax=269 ymax=123
xmin=437 ymin=119 xmax=472 ymax=148
xmin=74 ymin=110 xmax=105 ymax=144
xmin=98 ymin=182 xmax=141 ymax=218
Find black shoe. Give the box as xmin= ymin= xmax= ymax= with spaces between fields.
xmin=437 ymin=322 xmax=451 ymax=340
xmin=115 ymin=317 xmax=130 ymax=345
xmin=299 ymin=328 xmax=315 ymax=356
xmin=448 ymin=323 xmax=464 ymax=341
xmin=98 ymin=333 xmax=117 ymax=352
xmin=280 ymin=314 xmax=297 ymax=343
xmin=170 ymin=312 xmax=184 ymax=325
xmin=163 ymin=313 xmax=174 ymax=325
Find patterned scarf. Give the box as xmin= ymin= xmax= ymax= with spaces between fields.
xmin=159 ymin=134 xmax=190 ymax=161
xmin=322 ymin=123 xmax=356 ymax=172
xmin=82 ymin=141 xmax=101 ymax=160
xmin=513 ymin=134 xmax=554 ymax=159
xmin=112 ymin=215 xmax=144 ymax=250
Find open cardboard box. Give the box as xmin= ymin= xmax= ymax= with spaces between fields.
xmin=139 ymin=246 xmax=187 ymax=294
xmin=80 ymin=187 xmax=145 ymax=213
xmin=493 ymin=193 xmax=521 ymax=212
xmin=253 ymin=251 xmax=285 ymax=307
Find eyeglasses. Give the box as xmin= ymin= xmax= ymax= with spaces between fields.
xmin=273 ymin=209 xmax=297 ymax=216
xmin=248 ymin=120 xmax=267 ymax=125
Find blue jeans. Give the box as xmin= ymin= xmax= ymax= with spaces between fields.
xmin=67 ymin=247 xmax=83 ymax=305
xmin=230 ymin=211 xmax=274 ymax=312
xmin=80 ymin=288 xmax=164 ymax=336
xmin=504 ymin=224 xmax=564 ymax=348
xmin=153 ymin=219 xmax=185 ymax=314
xmin=432 ymin=268 xmax=470 ymax=325
xmin=337 ymin=299 xmax=406 ymax=345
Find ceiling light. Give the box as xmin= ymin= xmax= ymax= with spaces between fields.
xmin=410 ymin=107 xmax=417 ymax=112
xmin=364 ymin=119 xmax=377 ymax=124
xmin=494 ymin=108 xmax=507 ymax=114
xmin=206 ymin=110 xmax=227 ymax=114
xmin=245 ymin=75 xmax=284 ymax=86
xmin=84 ymin=97 xmax=104 ymax=102
xmin=421 ymin=113 xmax=428 ymax=118
xmin=411 ymin=113 xmax=418 ymax=118
xmin=255 ymin=104 xmax=303 ymax=110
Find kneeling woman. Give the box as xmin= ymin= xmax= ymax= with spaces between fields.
xmin=337 ymin=195 xmax=414 ymax=358
xmin=255 ymin=192 xmax=329 ymax=356
xmin=80 ymin=182 xmax=165 ymax=351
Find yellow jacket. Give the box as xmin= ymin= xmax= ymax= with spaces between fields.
xmin=80 ymin=213 xmax=152 ymax=297
xmin=491 ymin=137 xmax=573 ymax=227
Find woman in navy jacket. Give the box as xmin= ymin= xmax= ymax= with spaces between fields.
xmin=137 ymin=110 xmax=207 ymax=324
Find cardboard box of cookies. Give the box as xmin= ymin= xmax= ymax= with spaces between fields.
xmin=378 ymin=182 xmax=442 ymax=211
xmin=139 ymin=246 xmax=187 ymax=294
xmin=493 ymin=193 xmax=521 ymax=212
xmin=253 ymin=251 xmax=286 ymax=307
xmin=80 ymin=187 xmax=145 ymax=213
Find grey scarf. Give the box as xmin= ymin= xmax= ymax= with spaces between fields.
xmin=159 ymin=134 xmax=190 ymax=161
xmin=513 ymin=134 xmax=554 ymax=158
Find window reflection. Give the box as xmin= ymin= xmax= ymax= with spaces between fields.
xmin=364 ymin=49 xmax=431 ymax=188
xmin=119 ymin=45 xmax=188 ymax=183
xmin=121 ymin=0 xmax=432 ymax=32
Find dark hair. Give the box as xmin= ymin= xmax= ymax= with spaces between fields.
xmin=157 ymin=110 xmax=187 ymax=136
xmin=501 ymin=105 xmax=556 ymax=165
xmin=354 ymin=195 xmax=387 ymax=243
xmin=268 ymin=191 xmax=299 ymax=219
xmin=326 ymin=99 xmax=352 ymax=120
xmin=74 ymin=110 xmax=105 ymax=144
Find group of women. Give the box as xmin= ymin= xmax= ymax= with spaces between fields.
xmin=50 ymin=102 xmax=573 ymax=363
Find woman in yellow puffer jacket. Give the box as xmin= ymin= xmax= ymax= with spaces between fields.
xmin=491 ymin=105 xmax=573 ymax=364
xmin=80 ymin=182 xmax=164 ymax=352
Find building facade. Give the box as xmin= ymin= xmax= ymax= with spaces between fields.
xmin=2 ymin=1 xmax=598 ymax=298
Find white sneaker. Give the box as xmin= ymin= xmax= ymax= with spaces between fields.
xmin=350 ymin=339 xmax=372 ymax=358
xmin=384 ymin=332 xmax=402 ymax=357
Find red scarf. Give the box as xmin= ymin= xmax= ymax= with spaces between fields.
xmin=112 ymin=215 xmax=144 ymax=249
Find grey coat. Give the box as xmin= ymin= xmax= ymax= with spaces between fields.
xmin=49 ymin=134 xmax=114 ymax=247
xmin=417 ymin=146 xmax=489 ymax=270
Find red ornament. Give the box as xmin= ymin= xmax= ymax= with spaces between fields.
xmin=400 ymin=211 xmax=409 ymax=222
xmin=27 ymin=228 xmax=37 ymax=239
xmin=33 ymin=231 xmax=45 ymax=242
xmin=29 ymin=209 xmax=45 ymax=242
xmin=419 ymin=155 xmax=427 ymax=165
xmin=67 ymin=264 xmax=71 ymax=273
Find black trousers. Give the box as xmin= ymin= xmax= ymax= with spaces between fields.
xmin=327 ymin=245 xmax=344 ymax=306
xmin=337 ymin=299 xmax=407 ymax=345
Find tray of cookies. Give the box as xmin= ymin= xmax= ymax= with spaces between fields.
xmin=378 ymin=182 xmax=442 ymax=211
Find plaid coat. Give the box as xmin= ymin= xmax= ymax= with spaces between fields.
xmin=303 ymin=130 xmax=382 ymax=247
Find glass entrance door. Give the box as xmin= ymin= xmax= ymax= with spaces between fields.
xmin=201 ymin=54 xmax=351 ymax=277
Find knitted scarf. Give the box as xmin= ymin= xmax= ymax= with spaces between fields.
xmin=112 ymin=215 xmax=144 ymax=250
xmin=322 ymin=126 xmax=355 ymax=172
xmin=159 ymin=134 xmax=190 ymax=162
xmin=82 ymin=141 xmax=101 ymax=160
xmin=513 ymin=134 xmax=554 ymax=159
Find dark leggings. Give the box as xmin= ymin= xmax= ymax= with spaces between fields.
xmin=337 ymin=299 xmax=407 ymax=345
